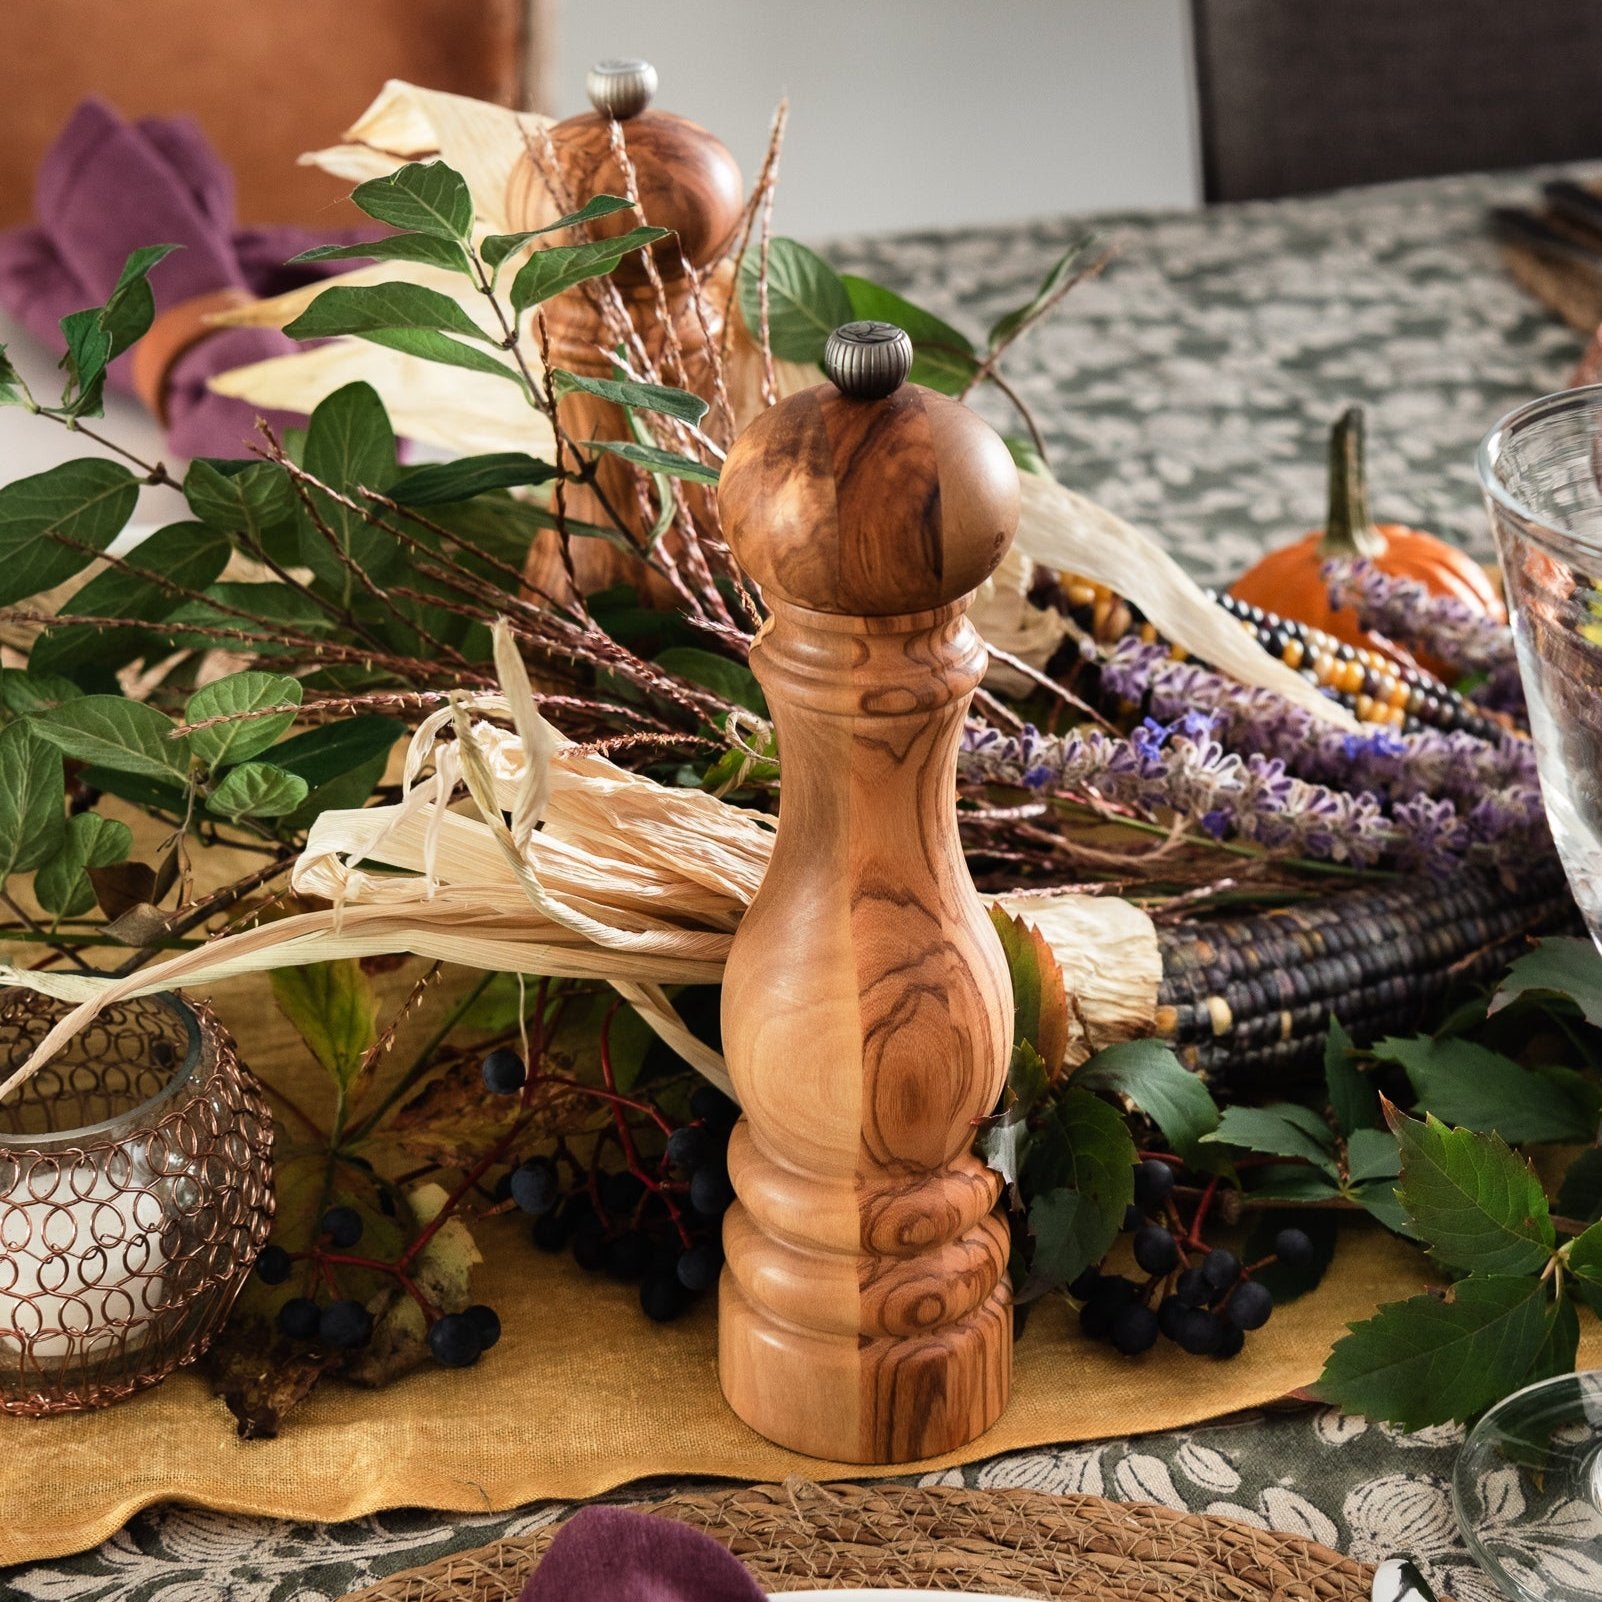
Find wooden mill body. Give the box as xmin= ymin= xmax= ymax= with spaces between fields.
xmin=503 ymin=62 xmax=742 ymax=604
xmin=716 ymin=325 xmax=1021 ymax=1463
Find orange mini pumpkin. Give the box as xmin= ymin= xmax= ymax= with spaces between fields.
xmin=1231 ymin=407 xmax=1504 ymax=678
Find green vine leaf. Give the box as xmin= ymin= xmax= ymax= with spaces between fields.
xmin=270 ymin=960 xmax=379 ymax=1097
xmin=351 ymin=161 xmax=473 ymax=240
xmin=1491 ymin=936 xmax=1602 ymax=1028
xmin=186 ymin=672 xmax=304 ymax=770
xmin=1373 ymin=1034 xmax=1595 ymax=1145
xmin=1390 ymin=1108 xmax=1556 ymax=1276
xmin=1324 ymin=1016 xmax=1380 ymax=1134
xmin=205 ymin=762 xmax=309 ymax=823
xmin=1558 ymin=1148 xmax=1602 ymax=1225
xmin=1346 ymin=1126 xmax=1402 ymax=1185
xmin=988 ymin=906 xmax=1070 ymax=1077
xmin=1076 ymin=1038 xmax=1219 ymax=1163
xmin=507 ymin=227 xmax=671 ymax=313
xmin=1314 ymin=1276 xmax=1557 ymax=1428
xmin=34 ymin=812 xmax=132 ymax=918
xmin=1201 ymin=1103 xmax=1339 ymax=1176
xmin=0 ymin=458 xmax=139 ymax=607
xmin=0 ymin=721 xmax=65 ymax=880
xmin=736 ymin=239 xmax=853 ymax=364
xmin=31 ymin=695 xmax=191 ymax=783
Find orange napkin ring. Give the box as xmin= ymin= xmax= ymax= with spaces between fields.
xmin=129 ymin=286 xmax=257 ymax=426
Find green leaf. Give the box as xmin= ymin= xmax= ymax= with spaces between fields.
xmin=1201 ymin=1103 xmax=1338 ymax=1175
xmin=988 ymin=906 xmax=1068 ymax=1074
xmin=1077 ymin=1038 xmax=1220 ymax=1163
xmin=1491 ymin=936 xmax=1602 ymax=1028
xmin=841 ymin=275 xmax=978 ymax=394
xmin=1314 ymin=1276 xmax=1557 ymax=1428
xmin=480 ymin=195 xmax=639 ymax=267
xmin=79 ymin=766 xmax=187 ymax=818
xmin=1374 ymin=1034 xmax=1595 ymax=1145
xmin=1391 ymin=1110 xmax=1556 ymax=1276
xmin=33 ymin=813 xmax=132 ymax=918
xmin=0 ymin=345 xmax=25 ymax=407
xmin=987 ymin=233 xmax=1100 ymax=349
xmin=654 ymin=646 xmax=765 ymax=714
xmin=31 ymin=695 xmax=191 ymax=783
xmin=283 ymin=282 xmax=496 ymax=345
xmin=579 ymin=440 xmax=720 ymax=485
xmin=0 ymin=722 xmax=64 ymax=879
xmin=737 ymin=238 xmax=852 ymax=364
xmin=1025 ymin=1188 xmax=1083 ymax=1291
xmin=269 ymin=959 xmax=379 ymax=1094
xmin=1567 ymin=1217 xmax=1602 ymax=1289
xmin=1002 ymin=434 xmax=1049 ymax=476
xmin=350 ymin=161 xmax=473 ymax=240
xmin=206 ymin=762 xmax=309 ymax=822
xmin=57 ymin=244 xmax=182 ymax=415
xmin=1526 ymin=1294 xmax=1581 ymax=1386
xmin=0 ymin=459 xmax=138 ymax=606
xmin=394 ymin=453 xmax=559 ymax=508
xmin=1346 ymin=1126 xmax=1402 ymax=1184
xmin=1324 ymin=1016 xmax=1379 ymax=1134
xmin=297 ymin=381 xmax=399 ymax=597
xmin=267 ymin=714 xmax=403 ymax=828
xmin=58 ymin=308 xmax=111 ymax=416
xmin=508 ymin=227 xmax=671 ymax=312
xmin=551 ymin=369 xmax=709 ymax=425
xmin=1246 ymin=1163 xmax=1343 ymax=1203
xmin=0 ymin=669 xmax=81 ymax=719
xmin=55 ymin=520 xmax=229 ymax=652
xmin=290 ymin=233 xmax=471 ymax=274
xmin=185 ymin=672 xmax=303 ymax=770
xmin=1558 ymin=1147 xmax=1602 ymax=1224
xmin=1020 ymin=1087 xmax=1137 ymax=1289
xmin=163 ymin=582 xmax=332 ymax=653
xmin=350 ymin=327 xmax=524 ymax=385
xmin=1353 ymin=1177 xmax=1417 ymax=1237
xmin=184 ymin=459 xmax=296 ymax=537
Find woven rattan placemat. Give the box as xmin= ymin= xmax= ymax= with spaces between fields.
xmin=342 ymin=1481 xmax=1377 ymax=1602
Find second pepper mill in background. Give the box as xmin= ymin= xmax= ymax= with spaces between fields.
xmin=507 ymin=58 xmax=743 ymax=605
xmin=716 ymin=321 xmax=1022 ymax=1463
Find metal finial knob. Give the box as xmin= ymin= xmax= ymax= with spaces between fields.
xmin=824 ymin=321 xmax=913 ymax=400
xmin=586 ymin=58 xmax=658 ymax=120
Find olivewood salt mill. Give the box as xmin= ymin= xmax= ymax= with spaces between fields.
xmin=716 ymin=321 xmax=1022 ymax=1463
xmin=506 ymin=59 xmax=743 ymax=603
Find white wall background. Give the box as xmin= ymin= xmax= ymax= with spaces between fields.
xmin=551 ymin=0 xmax=1201 ymax=241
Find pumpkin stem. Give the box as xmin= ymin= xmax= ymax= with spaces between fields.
xmin=1320 ymin=406 xmax=1386 ymax=560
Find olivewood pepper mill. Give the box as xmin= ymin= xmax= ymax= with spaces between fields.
xmin=715 ymin=320 xmax=1022 ymax=1463
xmin=507 ymin=58 xmax=743 ymax=603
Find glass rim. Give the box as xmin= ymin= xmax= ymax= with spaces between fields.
xmin=0 ymin=992 xmax=203 ymax=1151
xmin=1478 ymin=383 xmax=1602 ymax=551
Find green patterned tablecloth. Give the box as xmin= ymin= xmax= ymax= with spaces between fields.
xmin=3 ymin=164 xmax=1593 ymax=1602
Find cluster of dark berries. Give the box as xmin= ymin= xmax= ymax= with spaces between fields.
xmin=256 ymin=1205 xmax=503 ymax=1368
xmin=507 ymin=1073 xmax=740 ymax=1324
xmin=1072 ymin=1159 xmax=1313 ymax=1361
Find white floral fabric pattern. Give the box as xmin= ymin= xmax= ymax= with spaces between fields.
xmin=4 ymin=162 xmax=1595 ymax=1602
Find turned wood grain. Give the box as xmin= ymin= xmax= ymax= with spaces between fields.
xmin=716 ymin=376 xmax=1021 ymax=1464
xmin=506 ymin=106 xmax=742 ymax=602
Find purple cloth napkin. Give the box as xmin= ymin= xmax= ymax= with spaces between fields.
xmin=0 ymin=98 xmax=368 ymax=459
xmin=521 ymin=1507 xmax=767 ymax=1602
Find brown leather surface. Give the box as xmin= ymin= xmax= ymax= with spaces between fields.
xmin=0 ymin=0 xmax=529 ymax=225
xmin=129 ymin=285 xmax=255 ymax=423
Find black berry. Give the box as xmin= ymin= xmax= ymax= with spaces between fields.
xmin=254 ymin=1244 xmax=292 ymax=1285
xmin=318 ymin=1298 xmax=373 ymax=1350
xmin=1121 ymin=1203 xmax=1146 ymax=1232
xmin=1110 ymin=1301 xmax=1160 ymax=1356
xmin=1174 ymin=1307 xmax=1221 ymax=1355
xmin=606 ymin=1230 xmax=654 ymax=1282
xmin=277 ymin=1297 xmax=320 ymax=1341
xmin=1273 ymin=1226 xmax=1315 ymax=1269
xmin=689 ymin=1084 xmax=740 ymax=1130
xmin=509 ymin=1157 xmax=559 ymax=1217
xmin=601 ymin=1169 xmax=646 ymax=1217
xmin=428 ymin=1313 xmax=483 ymax=1368
xmin=1069 ymin=1267 xmax=1106 ymax=1300
xmin=1213 ymin=1320 xmax=1246 ymax=1359
xmin=1175 ymin=1267 xmax=1209 ymax=1307
xmin=532 ymin=1210 xmax=570 ymax=1252
xmin=1157 ymin=1293 xmax=1186 ymax=1340
xmin=689 ymin=1165 xmax=735 ymax=1217
xmin=1226 ymin=1279 xmax=1274 ymax=1331
xmin=1078 ymin=1276 xmax=1137 ymax=1340
xmin=464 ymin=1304 xmax=501 ymax=1352
xmin=1133 ymin=1224 xmax=1179 ymax=1276
xmin=1201 ymin=1247 xmax=1240 ymax=1293
xmin=480 ymin=1048 xmax=526 ymax=1096
xmin=1132 ymin=1158 xmax=1176 ymax=1210
xmin=320 ymin=1205 xmax=363 ymax=1249
xmin=571 ymin=1222 xmax=609 ymax=1273
xmin=641 ymin=1270 xmax=692 ymax=1323
xmin=676 ymin=1240 xmax=723 ymax=1292
xmin=665 ymin=1125 xmax=709 ymax=1171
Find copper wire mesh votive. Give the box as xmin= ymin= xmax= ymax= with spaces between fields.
xmin=0 ymin=990 xmax=274 ymax=1414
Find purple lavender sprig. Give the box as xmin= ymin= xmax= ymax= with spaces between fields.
xmin=1324 ymin=557 xmax=1518 ymax=686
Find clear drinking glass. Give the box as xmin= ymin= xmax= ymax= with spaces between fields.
xmin=1480 ymin=385 xmax=1602 ymax=947
xmin=1468 ymin=388 xmax=1602 ymax=1601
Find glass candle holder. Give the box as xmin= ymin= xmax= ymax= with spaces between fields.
xmin=1480 ymin=385 xmax=1602 ymax=946
xmin=0 ymin=990 xmax=274 ymax=1414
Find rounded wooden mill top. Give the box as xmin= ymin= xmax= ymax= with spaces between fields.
xmin=719 ymin=322 xmax=1021 ymax=616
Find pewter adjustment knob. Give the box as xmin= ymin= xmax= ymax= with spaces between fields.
xmin=586 ymin=58 xmax=658 ymax=120
xmin=824 ymin=321 xmax=913 ymax=400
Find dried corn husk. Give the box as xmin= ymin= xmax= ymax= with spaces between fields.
xmin=0 ymin=626 xmax=1160 ymax=1103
